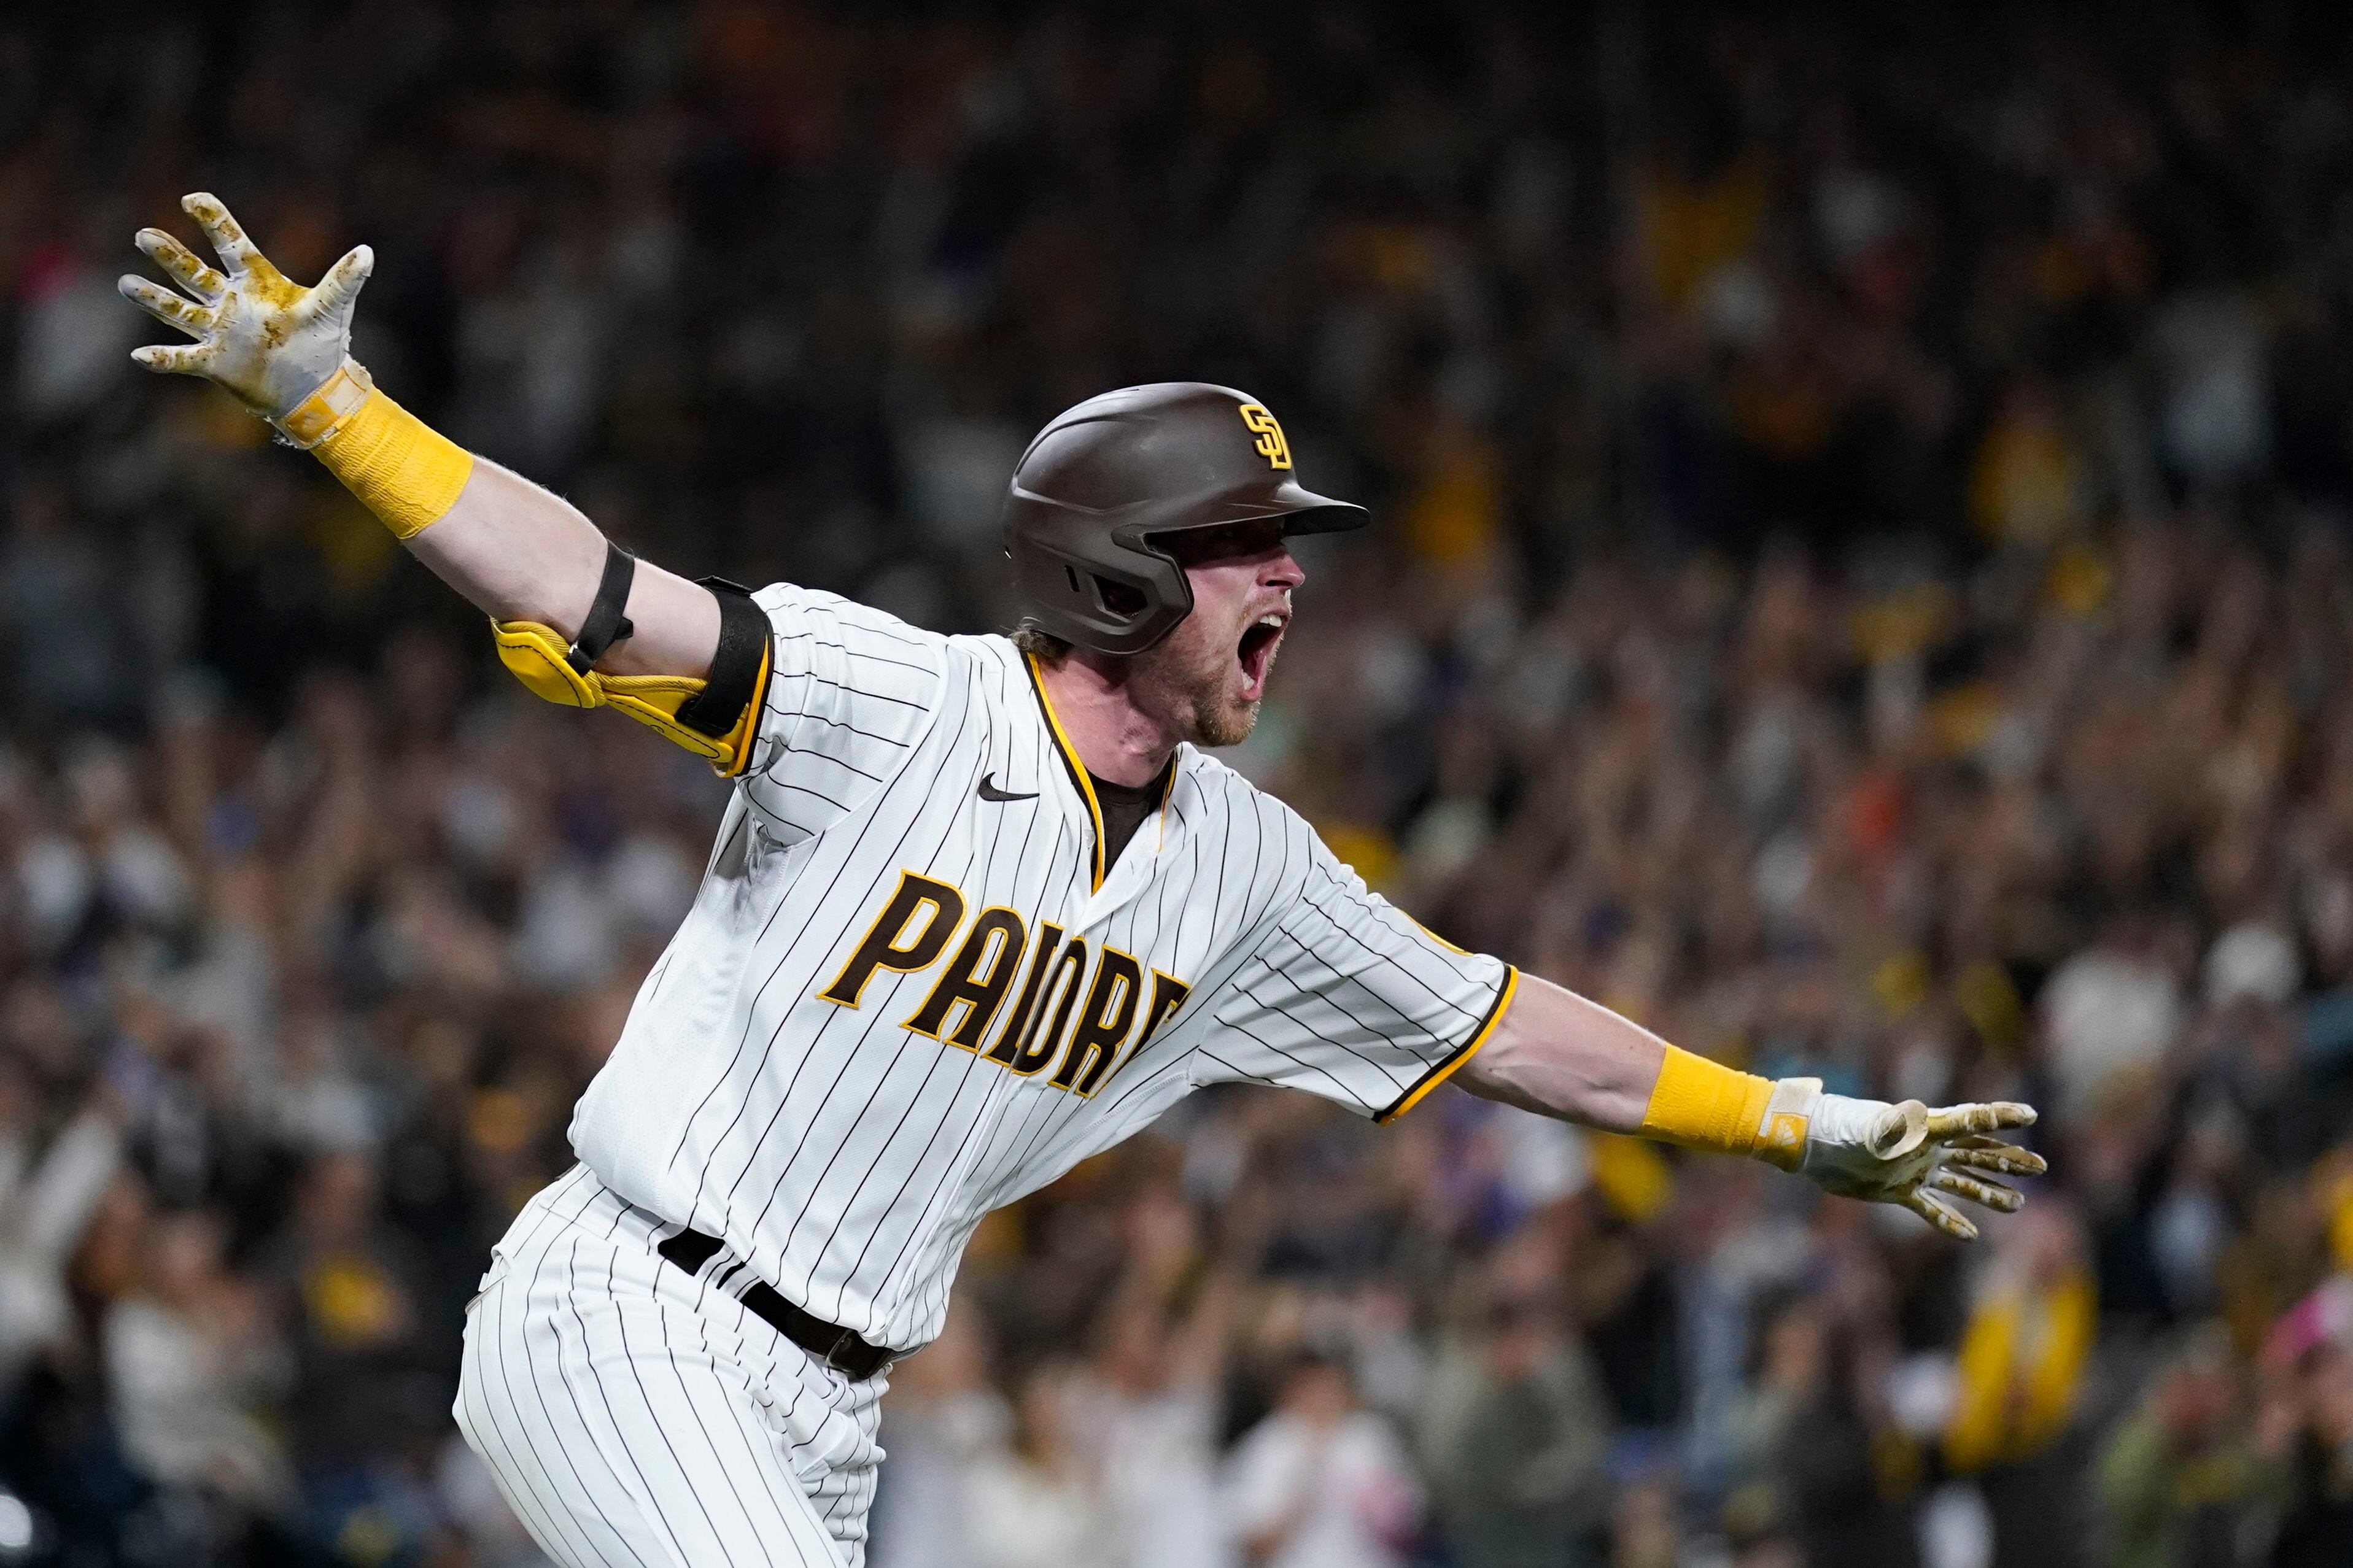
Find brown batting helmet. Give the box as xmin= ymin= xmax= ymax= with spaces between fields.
xmin=1001 ymin=383 xmax=1367 ymax=655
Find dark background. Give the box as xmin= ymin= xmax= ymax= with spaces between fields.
xmin=1 ymin=3 xmax=2352 ymax=1566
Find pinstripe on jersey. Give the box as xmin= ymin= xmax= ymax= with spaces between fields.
xmin=567 ymin=582 xmax=1514 ymax=1354
xmin=457 ymin=1165 xmax=885 ymax=1568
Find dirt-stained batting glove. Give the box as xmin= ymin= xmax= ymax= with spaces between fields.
xmin=118 ymin=192 xmax=372 ymax=434
xmin=1769 ymin=1080 xmax=2046 ymax=1241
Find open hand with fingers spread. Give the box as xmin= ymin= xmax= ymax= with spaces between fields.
xmin=1771 ymin=1083 xmax=2046 ymax=1240
xmin=118 ymin=192 xmax=372 ymax=429
xmin=116 ymin=193 xmax=472 ymax=538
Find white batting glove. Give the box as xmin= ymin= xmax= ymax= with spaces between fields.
xmin=118 ymin=192 xmax=373 ymax=434
xmin=1768 ymin=1079 xmax=2045 ymax=1241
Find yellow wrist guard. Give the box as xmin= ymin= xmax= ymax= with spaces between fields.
xmin=1638 ymin=1045 xmax=1816 ymax=1171
xmin=493 ymin=620 xmax=766 ymax=774
xmin=279 ymin=361 xmax=473 ymax=539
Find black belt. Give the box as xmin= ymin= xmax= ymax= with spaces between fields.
xmin=654 ymin=1227 xmax=896 ymax=1381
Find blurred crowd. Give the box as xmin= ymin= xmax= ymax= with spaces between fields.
xmin=4 ymin=2 xmax=2353 ymax=1566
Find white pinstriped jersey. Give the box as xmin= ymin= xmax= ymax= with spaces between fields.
xmin=568 ymin=582 xmax=1516 ymax=1354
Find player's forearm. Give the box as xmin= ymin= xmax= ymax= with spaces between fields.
xmin=287 ymin=384 xmax=721 ymax=678
xmin=120 ymin=194 xmax=727 ymax=681
xmin=1455 ymin=971 xmax=2045 ymax=1237
xmin=296 ymin=392 xmax=757 ymax=765
xmin=408 ymin=459 xmax=720 ymax=678
xmin=1461 ymin=976 xmax=1813 ymax=1164
xmin=1454 ymin=971 xmax=1667 ymax=1133
xmin=287 ymin=390 xmax=755 ymax=765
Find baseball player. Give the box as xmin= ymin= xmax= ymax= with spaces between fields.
xmin=122 ymin=197 xmax=2047 ymax=1568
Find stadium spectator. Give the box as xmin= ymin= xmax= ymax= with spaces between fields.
xmin=1416 ymin=1278 xmax=1614 ymax=1568
xmin=1222 ymin=1350 xmax=1421 ymax=1568
xmin=1069 ymin=1188 xmax=1238 ymax=1568
xmin=963 ymin=1360 xmax=1117 ymax=1568
xmin=2091 ymin=1323 xmax=2262 ymax=1568
xmin=101 ymin=1207 xmax=293 ymax=1516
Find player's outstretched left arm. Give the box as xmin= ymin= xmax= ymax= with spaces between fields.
xmin=120 ymin=195 xmax=768 ymax=773
xmin=1453 ymin=973 xmax=2045 ymax=1240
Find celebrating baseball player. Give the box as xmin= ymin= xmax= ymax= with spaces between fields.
xmin=122 ymin=197 xmax=2047 ymax=1568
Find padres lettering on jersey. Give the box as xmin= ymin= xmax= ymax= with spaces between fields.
xmin=567 ymin=583 xmax=1515 ymax=1354
xmin=817 ymin=870 xmax=1193 ymax=1097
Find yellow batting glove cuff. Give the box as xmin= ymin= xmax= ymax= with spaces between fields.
xmin=300 ymin=368 xmax=475 ymax=539
xmin=1637 ymin=1044 xmax=1785 ymax=1162
xmin=273 ymin=359 xmax=374 ymax=446
xmin=1753 ymin=1077 xmax=1823 ymax=1172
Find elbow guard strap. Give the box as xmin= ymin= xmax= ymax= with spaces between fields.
xmin=567 ymin=541 xmax=637 ymax=673
xmin=676 ymin=579 xmax=768 ymax=739
xmin=490 ymin=573 xmax=771 ymax=777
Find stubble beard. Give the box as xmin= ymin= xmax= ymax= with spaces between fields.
xmin=1132 ymin=613 xmax=1268 ymax=749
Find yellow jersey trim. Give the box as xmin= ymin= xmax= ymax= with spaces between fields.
xmin=1409 ymin=914 xmax=1470 ymax=957
xmin=1023 ymin=651 xmax=1107 ymax=893
xmin=1153 ymin=752 xmax=1179 ymax=855
xmin=716 ymin=636 xmax=775 ymax=778
xmin=1376 ymin=965 xmax=1519 ymax=1125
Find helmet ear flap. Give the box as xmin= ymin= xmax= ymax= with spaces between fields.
xmin=1004 ymin=531 xmax=1192 ymax=655
xmin=1094 ymin=576 xmax=1148 ymax=616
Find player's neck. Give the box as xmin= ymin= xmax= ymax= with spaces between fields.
xmin=1037 ymin=651 xmax=1179 ymax=788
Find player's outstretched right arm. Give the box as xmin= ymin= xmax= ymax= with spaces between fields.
xmin=120 ymin=195 xmax=760 ymax=770
xmin=1457 ymin=973 xmax=2047 ymax=1240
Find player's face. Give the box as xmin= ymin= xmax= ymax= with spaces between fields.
xmin=1134 ymin=520 xmax=1302 ymax=748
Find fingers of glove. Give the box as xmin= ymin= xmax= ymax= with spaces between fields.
xmin=117 ymin=276 xmax=217 ymax=338
xmin=1929 ymin=1168 xmax=2024 ymax=1213
xmin=1925 ymin=1102 xmax=2037 ymax=1140
xmin=1943 ymin=1140 xmax=2049 ymax=1178
xmin=1866 ymin=1099 xmax=1930 ymax=1161
xmin=182 ymin=192 xmax=263 ymax=270
xmin=134 ymin=229 xmax=228 ymax=304
xmin=131 ymin=344 xmax=207 ymax=376
xmin=297 ymin=244 xmax=374 ymax=322
xmin=1901 ymin=1188 xmax=1980 ymax=1242
xmin=1947 ymin=1133 xmax=2037 ymax=1151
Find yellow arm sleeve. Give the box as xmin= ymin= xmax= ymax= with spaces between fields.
xmin=1637 ymin=1044 xmax=1778 ymax=1159
xmin=298 ymin=374 xmax=475 ymax=539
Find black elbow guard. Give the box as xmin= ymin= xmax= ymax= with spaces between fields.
xmin=676 ymin=579 xmax=769 ymax=741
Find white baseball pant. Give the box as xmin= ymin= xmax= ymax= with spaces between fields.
xmin=455 ymin=1165 xmax=887 ymax=1568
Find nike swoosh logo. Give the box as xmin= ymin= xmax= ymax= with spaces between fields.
xmin=977 ymin=773 xmax=1038 ymax=803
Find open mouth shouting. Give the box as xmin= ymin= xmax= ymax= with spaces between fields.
xmin=1236 ymin=609 xmax=1288 ymax=701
